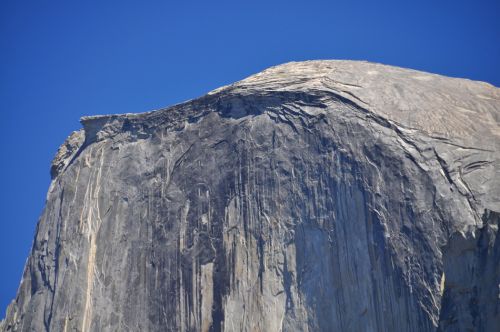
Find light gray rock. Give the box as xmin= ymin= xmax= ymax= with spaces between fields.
xmin=1 ymin=60 xmax=499 ymax=331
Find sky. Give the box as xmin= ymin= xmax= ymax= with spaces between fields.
xmin=1 ymin=0 xmax=499 ymax=316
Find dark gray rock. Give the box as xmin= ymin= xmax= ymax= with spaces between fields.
xmin=1 ymin=60 xmax=499 ymax=331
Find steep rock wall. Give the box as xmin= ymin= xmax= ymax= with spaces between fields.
xmin=1 ymin=60 xmax=499 ymax=331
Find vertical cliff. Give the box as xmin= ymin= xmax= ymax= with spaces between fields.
xmin=1 ymin=61 xmax=499 ymax=331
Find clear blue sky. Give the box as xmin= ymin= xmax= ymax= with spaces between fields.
xmin=1 ymin=0 xmax=499 ymax=316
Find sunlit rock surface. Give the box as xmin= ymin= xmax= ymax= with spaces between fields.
xmin=1 ymin=60 xmax=499 ymax=331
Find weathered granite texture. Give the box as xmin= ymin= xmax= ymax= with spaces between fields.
xmin=1 ymin=60 xmax=499 ymax=331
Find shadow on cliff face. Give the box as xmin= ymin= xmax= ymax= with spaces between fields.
xmin=439 ymin=210 xmax=500 ymax=331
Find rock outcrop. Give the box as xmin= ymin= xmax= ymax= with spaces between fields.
xmin=1 ymin=60 xmax=499 ymax=331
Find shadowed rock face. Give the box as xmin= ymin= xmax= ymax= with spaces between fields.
xmin=1 ymin=60 xmax=499 ymax=331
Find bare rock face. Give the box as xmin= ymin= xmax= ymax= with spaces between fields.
xmin=1 ymin=61 xmax=499 ymax=331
